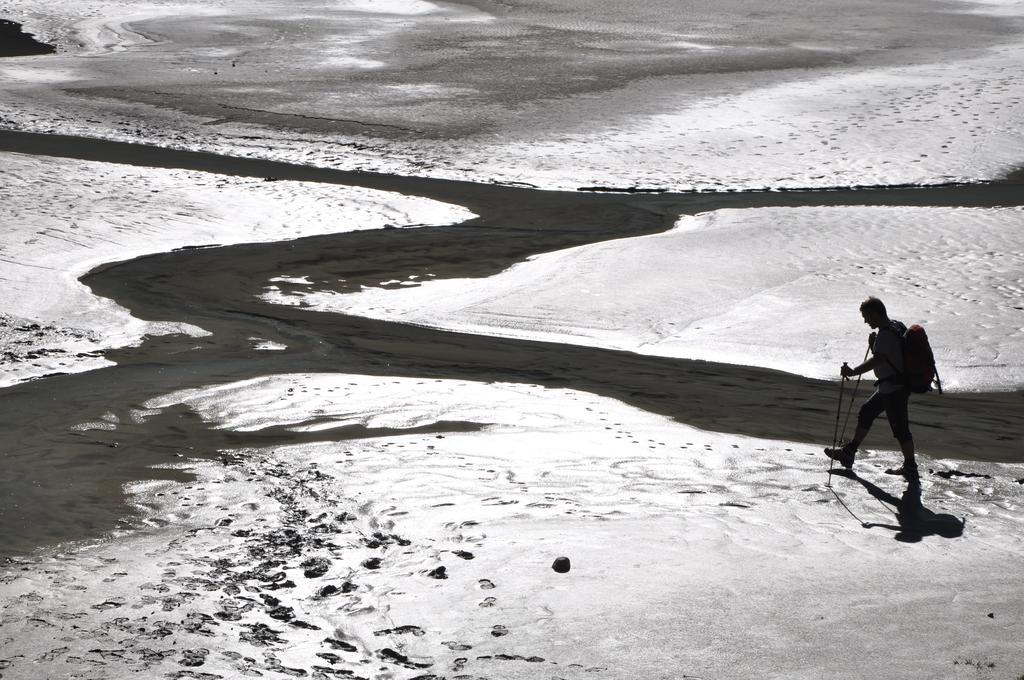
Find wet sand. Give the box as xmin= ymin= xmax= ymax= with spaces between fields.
xmin=0 ymin=129 xmax=1021 ymax=557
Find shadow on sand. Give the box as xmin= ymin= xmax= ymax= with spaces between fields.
xmin=830 ymin=469 xmax=965 ymax=542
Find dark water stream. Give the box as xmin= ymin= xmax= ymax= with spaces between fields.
xmin=0 ymin=130 xmax=1021 ymax=557
xmin=0 ymin=19 xmax=56 ymax=57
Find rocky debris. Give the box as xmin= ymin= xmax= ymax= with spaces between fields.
xmin=323 ymin=637 xmax=358 ymax=653
xmin=426 ymin=566 xmax=447 ymax=579
xmin=267 ymin=605 xmax=295 ymax=621
xmin=377 ymin=647 xmax=432 ymax=669
xmin=374 ymin=625 xmax=425 ymax=637
xmin=362 ymin=531 xmax=411 ymax=549
xmin=315 ymin=584 xmax=339 ymax=598
xmin=301 ymin=557 xmax=331 ymax=578
xmin=312 ymin=666 xmax=365 ymax=677
xmin=451 ymin=550 xmax=475 ymax=560
xmin=240 ymin=622 xmax=284 ymax=647
xmin=480 ymin=653 xmax=546 ymax=663
xmin=360 ymin=557 xmax=382 ymax=570
xmin=552 ymin=556 xmax=571 ymax=573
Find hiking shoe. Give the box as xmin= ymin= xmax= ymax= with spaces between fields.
xmin=824 ymin=442 xmax=856 ymax=469
xmin=885 ymin=463 xmax=919 ymax=479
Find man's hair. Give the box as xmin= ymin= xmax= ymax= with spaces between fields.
xmin=860 ymin=296 xmax=887 ymax=316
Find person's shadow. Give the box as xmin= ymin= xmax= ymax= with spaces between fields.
xmin=830 ymin=469 xmax=965 ymax=542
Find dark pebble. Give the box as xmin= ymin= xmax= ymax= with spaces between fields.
xmin=552 ymin=557 xmax=571 ymax=573
xmin=301 ymin=557 xmax=331 ymax=578
xmin=324 ymin=637 xmax=358 ymax=653
xmin=267 ymin=605 xmax=295 ymax=621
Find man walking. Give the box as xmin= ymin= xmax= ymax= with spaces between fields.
xmin=826 ymin=296 xmax=918 ymax=478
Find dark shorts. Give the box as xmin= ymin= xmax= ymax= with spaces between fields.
xmin=858 ymin=388 xmax=913 ymax=444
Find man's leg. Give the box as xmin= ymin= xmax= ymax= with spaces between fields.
xmin=884 ymin=388 xmax=916 ymax=477
xmin=826 ymin=390 xmax=884 ymax=468
xmin=847 ymin=390 xmax=886 ymax=451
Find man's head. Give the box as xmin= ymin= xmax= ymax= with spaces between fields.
xmin=859 ymin=296 xmax=888 ymax=329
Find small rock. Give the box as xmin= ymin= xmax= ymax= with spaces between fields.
xmin=267 ymin=605 xmax=294 ymax=621
xmin=301 ymin=557 xmax=331 ymax=578
xmin=289 ymin=619 xmax=321 ymax=630
xmin=552 ymin=557 xmax=571 ymax=573
xmin=426 ymin=566 xmax=447 ymax=579
xmin=323 ymin=637 xmax=358 ymax=653
xmin=362 ymin=557 xmax=382 ymax=570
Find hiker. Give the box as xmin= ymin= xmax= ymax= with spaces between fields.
xmin=826 ymin=296 xmax=918 ymax=478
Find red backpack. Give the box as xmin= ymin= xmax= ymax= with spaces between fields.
xmin=888 ymin=321 xmax=943 ymax=394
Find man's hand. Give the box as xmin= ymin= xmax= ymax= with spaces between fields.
xmin=840 ymin=363 xmax=855 ymax=378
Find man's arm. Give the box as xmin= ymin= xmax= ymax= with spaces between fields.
xmin=841 ymin=355 xmax=883 ymax=378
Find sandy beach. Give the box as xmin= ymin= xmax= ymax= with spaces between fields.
xmin=2 ymin=0 xmax=1024 ymax=677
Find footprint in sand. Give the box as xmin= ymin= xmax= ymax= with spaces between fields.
xmin=478 ymin=579 xmax=495 ymax=590
xmin=491 ymin=625 xmax=510 ymax=637
xmin=479 ymin=597 xmax=497 ymax=608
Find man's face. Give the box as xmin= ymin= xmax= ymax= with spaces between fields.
xmin=861 ymin=309 xmax=881 ymax=329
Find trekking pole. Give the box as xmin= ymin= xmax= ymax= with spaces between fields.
xmin=839 ymin=344 xmax=872 ymax=443
xmin=827 ymin=364 xmax=849 ymax=486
